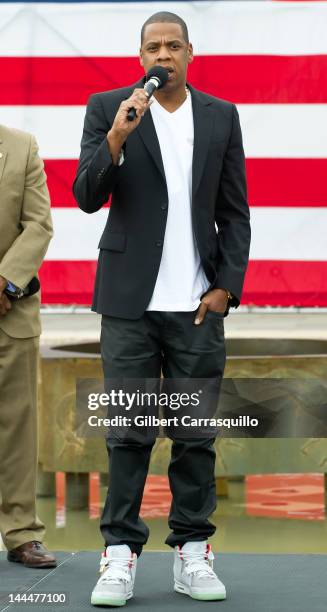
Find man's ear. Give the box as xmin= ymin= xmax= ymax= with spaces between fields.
xmin=187 ymin=43 xmax=194 ymax=65
xmin=139 ymin=50 xmax=144 ymax=67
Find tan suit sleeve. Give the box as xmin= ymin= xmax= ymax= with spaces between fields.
xmin=0 ymin=134 xmax=53 ymax=288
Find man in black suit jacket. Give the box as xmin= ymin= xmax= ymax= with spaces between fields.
xmin=74 ymin=11 xmax=250 ymax=607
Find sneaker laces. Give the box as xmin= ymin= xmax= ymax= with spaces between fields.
xmin=99 ymin=555 xmax=134 ymax=585
xmin=183 ymin=550 xmax=216 ymax=580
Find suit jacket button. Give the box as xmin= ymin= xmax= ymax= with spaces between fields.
xmin=161 ymin=203 xmax=168 ymax=210
xmin=156 ymin=241 xmax=163 ymax=247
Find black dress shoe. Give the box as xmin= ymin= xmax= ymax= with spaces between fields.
xmin=7 ymin=541 xmax=57 ymax=568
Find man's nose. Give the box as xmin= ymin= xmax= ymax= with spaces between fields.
xmin=156 ymin=45 xmax=171 ymax=61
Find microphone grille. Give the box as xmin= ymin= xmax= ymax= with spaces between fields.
xmin=146 ymin=65 xmax=169 ymax=88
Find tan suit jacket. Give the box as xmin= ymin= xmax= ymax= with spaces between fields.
xmin=0 ymin=125 xmax=53 ymax=338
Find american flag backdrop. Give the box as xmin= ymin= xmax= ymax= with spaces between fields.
xmin=1 ymin=1 xmax=326 ymax=306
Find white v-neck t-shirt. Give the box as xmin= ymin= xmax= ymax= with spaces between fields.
xmin=146 ymin=92 xmax=210 ymax=312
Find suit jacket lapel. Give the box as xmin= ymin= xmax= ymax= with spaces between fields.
xmin=189 ymin=85 xmax=215 ymax=202
xmin=0 ymin=135 xmax=7 ymax=182
xmin=136 ymin=108 xmax=166 ymax=184
xmin=133 ymin=80 xmax=215 ymax=193
xmin=123 ymin=77 xmax=166 ymax=185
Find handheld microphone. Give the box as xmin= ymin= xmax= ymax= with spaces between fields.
xmin=127 ymin=65 xmax=169 ymax=122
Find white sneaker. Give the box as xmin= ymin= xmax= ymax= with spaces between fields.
xmin=91 ymin=544 xmax=137 ymax=607
xmin=174 ymin=541 xmax=226 ymax=601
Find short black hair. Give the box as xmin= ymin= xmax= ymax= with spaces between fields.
xmin=141 ymin=12 xmax=189 ymax=45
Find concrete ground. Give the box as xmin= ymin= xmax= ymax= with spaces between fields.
xmin=1 ymin=550 xmax=326 ymax=612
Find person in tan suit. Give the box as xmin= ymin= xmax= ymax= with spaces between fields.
xmin=0 ymin=124 xmax=56 ymax=568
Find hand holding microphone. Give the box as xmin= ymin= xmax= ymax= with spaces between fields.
xmin=107 ymin=66 xmax=169 ymax=163
xmin=126 ymin=65 xmax=169 ymax=121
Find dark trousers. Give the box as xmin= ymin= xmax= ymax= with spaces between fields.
xmin=100 ymin=310 xmax=226 ymax=556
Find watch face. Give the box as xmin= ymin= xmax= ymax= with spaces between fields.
xmin=6 ymin=281 xmax=17 ymax=293
xmin=5 ymin=287 xmax=23 ymax=298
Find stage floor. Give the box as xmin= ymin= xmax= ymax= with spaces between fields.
xmin=0 ymin=551 xmax=326 ymax=612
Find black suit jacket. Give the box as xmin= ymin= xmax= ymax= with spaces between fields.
xmin=73 ymin=78 xmax=251 ymax=319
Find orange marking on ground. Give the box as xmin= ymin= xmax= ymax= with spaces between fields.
xmin=246 ymin=474 xmax=325 ymax=520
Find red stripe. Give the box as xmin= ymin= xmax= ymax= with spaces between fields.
xmin=45 ymin=160 xmax=110 ymax=207
xmin=246 ymin=159 xmax=327 ymax=207
xmin=39 ymin=260 xmax=327 ymax=306
xmin=1 ymin=55 xmax=327 ymax=105
xmin=45 ymin=159 xmax=327 ymax=208
xmin=243 ymin=261 xmax=327 ymax=306
xmin=40 ymin=260 xmax=97 ymax=304
xmin=45 ymin=159 xmax=78 ymax=207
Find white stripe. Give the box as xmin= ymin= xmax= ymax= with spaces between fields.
xmin=47 ymin=207 xmax=327 ymax=261
xmin=1 ymin=104 xmax=326 ymax=159
xmin=238 ymin=105 xmax=327 ymax=158
xmin=47 ymin=208 xmax=109 ymax=260
xmin=249 ymin=207 xmax=327 ymax=261
xmin=0 ymin=2 xmax=327 ymax=56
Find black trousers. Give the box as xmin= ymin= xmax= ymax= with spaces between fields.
xmin=100 ymin=310 xmax=226 ymax=556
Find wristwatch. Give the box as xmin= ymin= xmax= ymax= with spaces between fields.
xmin=225 ymin=289 xmax=233 ymax=302
xmin=4 ymin=281 xmax=25 ymax=299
